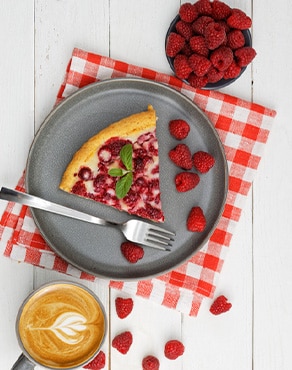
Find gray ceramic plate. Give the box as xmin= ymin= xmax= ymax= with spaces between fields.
xmin=26 ymin=78 xmax=228 ymax=280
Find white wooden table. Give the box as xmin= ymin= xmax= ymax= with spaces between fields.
xmin=1 ymin=1 xmax=291 ymax=369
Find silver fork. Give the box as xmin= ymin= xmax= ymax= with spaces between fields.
xmin=0 ymin=187 xmax=175 ymax=251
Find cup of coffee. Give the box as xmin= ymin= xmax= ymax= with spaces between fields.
xmin=11 ymin=281 xmax=106 ymax=369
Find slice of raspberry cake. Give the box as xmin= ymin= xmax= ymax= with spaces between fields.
xmin=59 ymin=105 xmax=165 ymax=222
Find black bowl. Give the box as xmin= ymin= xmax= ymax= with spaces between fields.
xmin=165 ymin=15 xmax=252 ymax=90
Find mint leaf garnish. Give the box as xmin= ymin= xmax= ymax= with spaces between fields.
xmin=115 ymin=172 xmax=133 ymax=199
xmin=120 ymin=143 xmax=133 ymax=171
xmin=108 ymin=168 xmax=125 ymax=177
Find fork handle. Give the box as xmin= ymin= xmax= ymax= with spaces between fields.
xmin=0 ymin=187 xmax=114 ymax=227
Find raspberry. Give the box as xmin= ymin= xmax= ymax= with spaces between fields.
xmin=223 ymin=60 xmax=241 ymax=79
xmin=83 ymin=351 xmax=106 ymax=369
xmin=179 ymin=3 xmax=198 ymax=23
xmin=188 ymin=73 xmax=208 ymax=88
xmin=164 ymin=340 xmax=185 ymax=360
xmin=189 ymin=36 xmax=209 ymax=57
xmin=193 ymin=150 xmax=215 ymax=173
xmin=234 ymin=46 xmax=256 ymax=67
xmin=211 ymin=0 xmax=231 ymax=20
xmin=188 ymin=53 xmax=211 ymax=76
xmin=187 ymin=206 xmax=206 ymax=232
xmin=181 ymin=43 xmax=193 ymax=57
xmin=227 ymin=29 xmax=245 ymax=50
xmin=121 ymin=242 xmax=144 ymax=263
xmin=209 ymin=295 xmax=232 ymax=315
xmin=169 ymin=119 xmax=190 ymax=140
xmin=175 ymin=172 xmax=200 ymax=192
xmin=168 ymin=144 xmax=193 ymax=170
xmin=112 ymin=331 xmax=133 ymax=354
xmin=176 ymin=20 xmax=193 ymax=40
xmin=195 ymin=0 xmax=213 ymax=16
xmin=210 ymin=46 xmax=233 ymax=71
xmin=227 ymin=8 xmax=252 ymax=30
xmin=204 ymin=21 xmax=226 ymax=50
xmin=173 ymin=54 xmax=192 ymax=80
xmin=192 ymin=16 xmax=213 ymax=35
xmin=115 ymin=297 xmax=134 ymax=319
xmin=166 ymin=32 xmax=185 ymax=57
xmin=207 ymin=66 xmax=224 ymax=83
xmin=142 ymin=355 xmax=160 ymax=370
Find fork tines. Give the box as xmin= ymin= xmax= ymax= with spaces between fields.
xmin=145 ymin=226 xmax=175 ymax=251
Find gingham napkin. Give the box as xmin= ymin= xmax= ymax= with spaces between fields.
xmin=0 ymin=48 xmax=276 ymax=316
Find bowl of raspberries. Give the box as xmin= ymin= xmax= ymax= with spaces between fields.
xmin=165 ymin=0 xmax=256 ymax=89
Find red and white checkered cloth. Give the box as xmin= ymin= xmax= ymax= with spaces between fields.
xmin=0 ymin=48 xmax=276 ymax=316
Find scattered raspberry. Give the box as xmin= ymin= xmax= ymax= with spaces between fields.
xmin=166 ymin=32 xmax=185 ymax=58
xmin=188 ymin=53 xmax=211 ymax=77
xmin=164 ymin=340 xmax=185 ymax=360
xmin=204 ymin=22 xmax=226 ymax=50
xmin=142 ymin=355 xmax=160 ymax=370
xmin=195 ymin=0 xmax=213 ymax=16
xmin=193 ymin=150 xmax=215 ymax=173
xmin=207 ymin=66 xmax=224 ymax=83
xmin=175 ymin=172 xmax=200 ymax=192
xmin=192 ymin=15 xmax=213 ymax=35
xmin=179 ymin=2 xmax=198 ymax=23
xmin=169 ymin=119 xmax=190 ymax=140
xmin=173 ymin=54 xmax=192 ymax=80
xmin=189 ymin=35 xmax=209 ymax=57
xmin=227 ymin=8 xmax=252 ymax=30
xmin=112 ymin=331 xmax=133 ymax=354
xmin=83 ymin=351 xmax=105 ymax=369
xmin=210 ymin=46 xmax=233 ymax=71
xmin=188 ymin=73 xmax=208 ymax=88
xmin=211 ymin=0 xmax=231 ymax=20
xmin=209 ymin=295 xmax=232 ymax=315
xmin=168 ymin=144 xmax=193 ymax=170
xmin=121 ymin=242 xmax=144 ymax=263
xmin=223 ymin=60 xmax=241 ymax=79
xmin=176 ymin=20 xmax=193 ymax=40
xmin=234 ymin=46 xmax=256 ymax=67
xmin=227 ymin=29 xmax=245 ymax=50
xmin=115 ymin=297 xmax=134 ymax=319
xmin=187 ymin=206 xmax=206 ymax=232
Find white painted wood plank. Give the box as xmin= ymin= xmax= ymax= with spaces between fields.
xmin=253 ymin=0 xmax=292 ymax=369
xmin=0 ymin=0 xmax=35 ymax=368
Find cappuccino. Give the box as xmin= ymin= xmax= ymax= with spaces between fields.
xmin=17 ymin=282 xmax=105 ymax=369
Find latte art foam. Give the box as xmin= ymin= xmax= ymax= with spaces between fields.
xmin=18 ymin=283 xmax=105 ymax=369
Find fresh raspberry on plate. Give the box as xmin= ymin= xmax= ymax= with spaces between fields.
xmin=188 ymin=73 xmax=208 ymax=88
xmin=195 ymin=0 xmax=213 ymax=16
xmin=211 ymin=0 xmax=231 ymax=20
xmin=193 ymin=150 xmax=215 ymax=173
xmin=209 ymin=295 xmax=232 ymax=315
xmin=179 ymin=2 xmax=198 ymax=23
xmin=164 ymin=340 xmax=185 ymax=360
xmin=189 ymin=36 xmax=209 ymax=57
xmin=210 ymin=46 xmax=233 ymax=71
xmin=168 ymin=144 xmax=193 ymax=170
xmin=192 ymin=15 xmax=213 ymax=35
xmin=175 ymin=172 xmax=200 ymax=192
xmin=187 ymin=206 xmax=206 ymax=232
xmin=234 ymin=46 xmax=257 ymax=67
xmin=176 ymin=20 xmax=193 ymax=40
xmin=173 ymin=54 xmax=193 ymax=80
xmin=112 ymin=331 xmax=133 ymax=354
xmin=166 ymin=32 xmax=185 ymax=58
xmin=188 ymin=53 xmax=211 ymax=77
xmin=142 ymin=355 xmax=160 ymax=370
xmin=227 ymin=29 xmax=245 ymax=50
xmin=115 ymin=297 xmax=134 ymax=319
xmin=121 ymin=242 xmax=144 ymax=263
xmin=223 ymin=60 xmax=241 ymax=79
xmin=207 ymin=66 xmax=224 ymax=83
xmin=227 ymin=8 xmax=252 ymax=30
xmin=204 ymin=21 xmax=226 ymax=50
xmin=83 ymin=350 xmax=105 ymax=369
xmin=169 ymin=119 xmax=190 ymax=140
